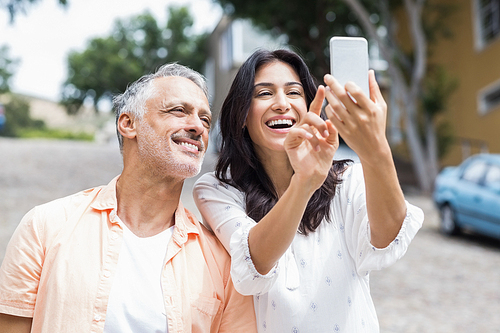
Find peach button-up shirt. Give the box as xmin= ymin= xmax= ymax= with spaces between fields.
xmin=0 ymin=176 xmax=256 ymax=333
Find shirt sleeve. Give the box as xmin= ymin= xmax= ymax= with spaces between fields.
xmin=0 ymin=207 xmax=44 ymax=317
xmin=193 ymin=173 xmax=279 ymax=296
xmin=338 ymin=163 xmax=424 ymax=275
xmin=218 ymin=273 xmax=258 ymax=332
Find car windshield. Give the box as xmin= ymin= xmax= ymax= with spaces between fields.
xmin=485 ymin=164 xmax=500 ymax=189
xmin=461 ymin=160 xmax=488 ymax=184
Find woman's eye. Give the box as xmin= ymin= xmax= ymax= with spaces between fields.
xmin=288 ymin=90 xmax=302 ymax=96
xmin=256 ymin=91 xmax=272 ymax=97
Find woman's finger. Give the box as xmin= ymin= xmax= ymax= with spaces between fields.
xmin=300 ymin=112 xmax=329 ymax=138
xmin=309 ymin=85 xmax=325 ymax=117
xmin=324 ymin=86 xmax=350 ymax=124
xmin=324 ymin=119 xmax=339 ymax=147
xmin=368 ymin=70 xmax=383 ymax=103
xmin=324 ymin=74 xmax=353 ymax=107
xmin=284 ymin=127 xmax=314 ymax=149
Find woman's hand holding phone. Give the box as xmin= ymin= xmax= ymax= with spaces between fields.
xmin=323 ymin=70 xmax=390 ymax=166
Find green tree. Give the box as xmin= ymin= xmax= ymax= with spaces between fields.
xmin=0 ymin=45 xmax=19 ymax=94
xmin=62 ymin=5 xmax=208 ymax=114
xmin=2 ymin=0 xmax=67 ymax=22
xmin=216 ymin=0 xmax=457 ymax=193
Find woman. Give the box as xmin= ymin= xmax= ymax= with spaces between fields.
xmin=194 ymin=49 xmax=423 ymax=332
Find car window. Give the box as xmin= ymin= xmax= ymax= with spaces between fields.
xmin=484 ymin=164 xmax=500 ymax=189
xmin=461 ymin=160 xmax=488 ymax=184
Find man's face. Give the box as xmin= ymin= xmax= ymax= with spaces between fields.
xmin=136 ymin=76 xmax=211 ymax=180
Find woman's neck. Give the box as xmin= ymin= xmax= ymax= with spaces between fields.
xmin=255 ymin=148 xmax=294 ymax=198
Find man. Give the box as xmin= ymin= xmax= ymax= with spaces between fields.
xmin=0 ymin=64 xmax=257 ymax=332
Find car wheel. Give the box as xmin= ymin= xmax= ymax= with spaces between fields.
xmin=440 ymin=204 xmax=460 ymax=235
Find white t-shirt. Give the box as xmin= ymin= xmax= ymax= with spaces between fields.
xmin=193 ymin=163 xmax=424 ymax=333
xmin=103 ymin=218 xmax=174 ymax=333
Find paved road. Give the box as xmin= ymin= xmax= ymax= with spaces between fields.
xmin=1 ymin=138 xmax=499 ymax=332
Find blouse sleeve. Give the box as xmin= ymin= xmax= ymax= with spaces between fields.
xmin=337 ymin=163 xmax=424 ymax=275
xmin=0 ymin=207 xmax=44 ymax=317
xmin=193 ymin=173 xmax=279 ymax=296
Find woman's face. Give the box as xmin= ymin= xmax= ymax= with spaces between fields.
xmin=246 ymin=61 xmax=308 ymax=157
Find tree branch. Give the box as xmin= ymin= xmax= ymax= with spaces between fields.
xmin=404 ymin=0 xmax=427 ymax=99
xmin=340 ymin=0 xmax=409 ymax=101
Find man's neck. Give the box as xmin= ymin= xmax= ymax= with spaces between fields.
xmin=115 ymin=169 xmax=184 ymax=238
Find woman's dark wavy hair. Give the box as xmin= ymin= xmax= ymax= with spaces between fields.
xmin=216 ymin=49 xmax=350 ymax=235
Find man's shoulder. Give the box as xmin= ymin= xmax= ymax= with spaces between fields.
xmin=31 ymin=185 xmax=106 ymax=226
xmin=38 ymin=186 xmax=104 ymax=211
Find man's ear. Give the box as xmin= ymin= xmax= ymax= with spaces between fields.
xmin=117 ymin=113 xmax=137 ymax=140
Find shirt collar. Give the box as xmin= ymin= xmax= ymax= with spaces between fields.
xmin=90 ymin=175 xmax=120 ymax=211
xmin=172 ymin=201 xmax=200 ymax=245
xmin=90 ymin=175 xmax=200 ymax=240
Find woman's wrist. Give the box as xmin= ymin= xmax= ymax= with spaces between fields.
xmin=289 ymin=173 xmax=321 ymax=198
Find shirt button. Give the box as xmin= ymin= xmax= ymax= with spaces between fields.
xmin=94 ymin=314 xmax=101 ymax=321
xmin=104 ymin=271 xmax=111 ymax=278
xmin=111 ymin=233 xmax=118 ymax=240
xmin=110 ymin=210 xmax=116 ymax=220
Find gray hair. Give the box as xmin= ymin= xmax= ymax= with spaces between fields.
xmin=113 ymin=63 xmax=209 ymax=151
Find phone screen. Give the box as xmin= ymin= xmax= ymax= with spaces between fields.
xmin=329 ymin=36 xmax=369 ymax=98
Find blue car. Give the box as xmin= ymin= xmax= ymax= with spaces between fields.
xmin=433 ymin=154 xmax=500 ymax=239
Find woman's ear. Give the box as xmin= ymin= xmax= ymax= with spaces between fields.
xmin=117 ymin=113 xmax=137 ymax=140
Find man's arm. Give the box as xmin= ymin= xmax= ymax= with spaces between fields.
xmin=0 ymin=313 xmax=32 ymax=333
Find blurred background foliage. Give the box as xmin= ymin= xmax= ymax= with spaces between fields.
xmin=0 ymin=95 xmax=92 ymax=140
xmin=0 ymin=45 xmax=18 ymax=94
xmin=213 ymin=0 xmax=381 ymax=80
xmin=0 ymin=96 xmax=44 ymax=137
xmin=2 ymin=0 xmax=67 ymax=22
xmin=61 ymin=5 xmax=208 ymax=114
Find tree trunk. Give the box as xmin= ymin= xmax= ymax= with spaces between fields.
xmin=341 ymin=0 xmax=437 ymax=193
xmin=425 ymin=113 xmax=439 ymax=188
xmin=403 ymin=94 xmax=432 ymax=192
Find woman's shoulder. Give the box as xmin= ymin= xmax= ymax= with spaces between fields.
xmin=195 ymin=172 xmax=233 ymax=190
xmin=194 ymin=172 xmax=245 ymax=201
xmin=195 ymin=171 xmax=218 ymax=185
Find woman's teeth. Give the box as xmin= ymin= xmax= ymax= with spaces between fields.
xmin=267 ymin=119 xmax=293 ymax=128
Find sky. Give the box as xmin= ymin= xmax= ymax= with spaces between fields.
xmin=0 ymin=0 xmax=223 ymax=101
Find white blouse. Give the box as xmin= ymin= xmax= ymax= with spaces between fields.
xmin=193 ymin=163 xmax=424 ymax=333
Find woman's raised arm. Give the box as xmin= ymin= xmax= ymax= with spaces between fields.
xmin=324 ymin=70 xmax=407 ymax=248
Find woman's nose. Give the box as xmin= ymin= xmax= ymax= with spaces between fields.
xmin=271 ymin=92 xmax=291 ymax=113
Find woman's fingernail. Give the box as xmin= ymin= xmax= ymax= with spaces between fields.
xmin=323 ymin=130 xmax=329 ymax=138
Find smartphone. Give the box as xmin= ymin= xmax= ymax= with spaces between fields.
xmin=329 ymin=36 xmax=370 ymax=98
